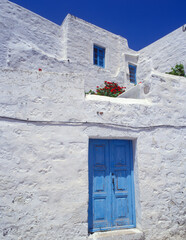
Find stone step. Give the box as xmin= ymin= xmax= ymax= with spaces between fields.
xmin=88 ymin=229 xmax=144 ymax=240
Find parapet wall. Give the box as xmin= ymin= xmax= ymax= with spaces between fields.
xmin=0 ymin=69 xmax=185 ymax=126
xmin=0 ymin=69 xmax=85 ymax=121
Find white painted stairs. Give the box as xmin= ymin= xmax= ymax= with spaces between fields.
xmin=88 ymin=229 xmax=144 ymax=240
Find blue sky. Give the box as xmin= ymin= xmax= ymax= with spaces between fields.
xmin=10 ymin=0 xmax=186 ymax=51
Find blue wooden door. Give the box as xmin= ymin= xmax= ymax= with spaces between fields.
xmin=88 ymin=139 xmax=135 ymax=233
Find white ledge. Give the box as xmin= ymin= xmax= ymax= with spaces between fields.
xmin=85 ymin=94 xmax=150 ymax=105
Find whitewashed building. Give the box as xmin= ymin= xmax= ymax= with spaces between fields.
xmin=0 ymin=1 xmax=186 ymax=240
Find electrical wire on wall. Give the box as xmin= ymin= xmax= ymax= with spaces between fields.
xmin=0 ymin=116 xmax=185 ymax=131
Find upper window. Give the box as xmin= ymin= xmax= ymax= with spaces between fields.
xmin=129 ymin=64 xmax=137 ymax=84
xmin=93 ymin=45 xmax=105 ymax=68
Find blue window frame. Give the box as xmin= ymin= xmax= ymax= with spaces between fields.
xmin=93 ymin=45 xmax=105 ymax=68
xmin=129 ymin=64 xmax=137 ymax=84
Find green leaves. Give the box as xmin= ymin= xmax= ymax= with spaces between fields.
xmin=85 ymin=90 xmax=96 ymax=95
xmin=166 ymin=64 xmax=186 ymax=77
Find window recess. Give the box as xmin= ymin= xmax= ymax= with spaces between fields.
xmin=129 ymin=64 xmax=137 ymax=84
xmin=93 ymin=45 xmax=105 ymax=68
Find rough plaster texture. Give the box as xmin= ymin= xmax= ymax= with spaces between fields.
xmin=2 ymin=1 xmax=185 ymax=93
xmin=0 ymin=1 xmax=64 ymax=68
xmin=1 ymin=2 xmax=185 ymax=92
xmin=0 ymin=1 xmax=186 ymax=240
xmin=0 ymin=69 xmax=185 ymax=240
xmin=0 ymin=1 xmax=139 ymax=92
xmin=138 ymin=25 xmax=186 ymax=82
xmin=63 ymin=14 xmax=138 ymax=90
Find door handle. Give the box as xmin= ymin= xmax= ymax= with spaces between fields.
xmin=112 ymin=177 xmax=115 ymax=192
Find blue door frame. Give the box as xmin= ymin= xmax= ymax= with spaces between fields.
xmin=88 ymin=139 xmax=136 ymax=233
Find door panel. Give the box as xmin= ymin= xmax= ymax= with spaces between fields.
xmin=115 ymin=170 xmax=127 ymax=190
xmin=110 ymin=140 xmax=132 ymax=227
xmin=88 ymin=139 xmax=135 ymax=233
xmin=88 ymin=139 xmax=111 ymax=231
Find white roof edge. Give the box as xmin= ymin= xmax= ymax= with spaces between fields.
xmin=64 ymin=13 xmax=128 ymax=43
xmin=7 ymin=0 xmax=61 ymax=27
xmin=138 ymin=24 xmax=185 ymax=52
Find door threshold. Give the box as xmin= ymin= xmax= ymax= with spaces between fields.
xmin=88 ymin=228 xmax=144 ymax=240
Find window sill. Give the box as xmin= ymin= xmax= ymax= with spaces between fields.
xmin=88 ymin=228 xmax=144 ymax=240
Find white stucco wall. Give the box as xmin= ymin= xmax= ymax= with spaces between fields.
xmin=138 ymin=25 xmax=186 ymax=82
xmin=1 ymin=1 xmax=185 ymax=93
xmin=0 ymin=1 xmax=186 ymax=240
xmin=0 ymin=0 xmax=66 ymax=71
xmin=0 ymin=69 xmax=185 ymax=240
xmin=0 ymin=1 xmax=139 ymax=92
xmin=64 ymin=14 xmax=139 ymax=90
xmin=64 ymin=14 xmax=129 ymax=74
